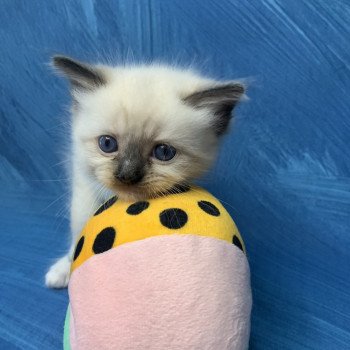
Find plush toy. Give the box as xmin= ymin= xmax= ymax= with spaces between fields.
xmin=64 ymin=185 xmax=252 ymax=350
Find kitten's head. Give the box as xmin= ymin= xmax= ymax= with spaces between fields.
xmin=53 ymin=56 xmax=245 ymax=200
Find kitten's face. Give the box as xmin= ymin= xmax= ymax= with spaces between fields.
xmin=54 ymin=57 xmax=244 ymax=200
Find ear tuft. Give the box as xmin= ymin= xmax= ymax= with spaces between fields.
xmin=52 ymin=55 xmax=106 ymax=91
xmin=183 ymin=83 xmax=245 ymax=135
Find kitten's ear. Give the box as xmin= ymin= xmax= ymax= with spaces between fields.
xmin=183 ymin=83 xmax=245 ymax=135
xmin=52 ymin=55 xmax=106 ymax=91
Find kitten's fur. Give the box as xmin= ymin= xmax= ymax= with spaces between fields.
xmin=45 ymin=56 xmax=245 ymax=288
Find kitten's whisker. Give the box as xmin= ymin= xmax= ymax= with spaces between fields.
xmin=30 ymin=178 xmax=70 ymax=182
xmin=89 ymin=183 xmax=107 ymax=215
xmin=145 ymin=176 xmax=239 ymax=213
xmin=50 ymin=159 xmax=71 ymax=168
xmin=184 ymin=184 xmax=239 ymax=213
xmin=40 ymin=190 xmax=70 ymax=214
xmin=52 ymin=206 xmax=70 ymax=237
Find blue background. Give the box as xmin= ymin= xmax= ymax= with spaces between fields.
xmin=1 ymin=0 xmax=349 ymax=349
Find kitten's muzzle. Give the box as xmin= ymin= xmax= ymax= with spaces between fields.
xmin=115 ymin=160 xmax=144 ymax=185
xmin=115 ymin=171 xmax=144 ymax=185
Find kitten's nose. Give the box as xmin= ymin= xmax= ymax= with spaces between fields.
xmin=116 ymin=170 xmax=144 ymax=185
xmin=116 ymin=150 xmax=145 ymax=185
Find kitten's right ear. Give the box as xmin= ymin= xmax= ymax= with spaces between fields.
xmin=52 ymin=55 xmax=106 ymax=91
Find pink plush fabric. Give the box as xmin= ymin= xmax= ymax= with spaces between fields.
xmin=69 ymin=235 xmax=251 ymax=350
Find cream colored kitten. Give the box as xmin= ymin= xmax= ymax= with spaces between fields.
xmin=45 ymin=56 xmax=245 ymax=288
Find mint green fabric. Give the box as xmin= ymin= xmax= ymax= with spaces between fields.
xmin=63 ymin=305 xmax=71 ymax=350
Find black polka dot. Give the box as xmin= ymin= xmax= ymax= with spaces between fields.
xmin=126 ymin=201 xmax=150 ymax=215
xmin=198 ymin=201 xmax=220 ymax=216
xmin=232 ymin=235 xmax=243 ymax=252
xmin=93 ymin=227 xmax=116 ymax=254
xmin=94 ymin=196 xmax=117 ymax=216
xmin=73 ymin=236 xmax=84 ymax=261
xmin=160 ymin=208 xmax=188 ymax=229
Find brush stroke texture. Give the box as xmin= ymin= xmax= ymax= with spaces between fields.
xmin=0 ymin=0 xmax=349 ymax=349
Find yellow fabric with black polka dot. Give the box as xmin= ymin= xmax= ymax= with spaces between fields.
xmin=71 ymin=186 xmax=245 ymax=273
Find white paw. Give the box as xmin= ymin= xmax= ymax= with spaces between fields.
xmin=45 ymin=255 xmax=71 ymax=289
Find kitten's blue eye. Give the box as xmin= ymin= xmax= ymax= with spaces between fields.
xmin=98 ymin=135 xmax=118 ymax=153
xmin=153 ymin=144 xmax=176 ymax=161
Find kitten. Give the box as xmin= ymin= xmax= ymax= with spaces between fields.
xmin=45 ymin=56 xmax=245 ymax=288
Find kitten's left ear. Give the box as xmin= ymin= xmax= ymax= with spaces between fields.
xmin=183 ymin=83 xmax=245 ymax=135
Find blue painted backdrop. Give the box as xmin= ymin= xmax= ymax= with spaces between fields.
xmin=1 ymin=0 xmax=349 ymax=349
